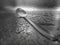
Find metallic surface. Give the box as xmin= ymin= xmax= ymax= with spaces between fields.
xmin=0 ymin=0 xmax=60 ymax=45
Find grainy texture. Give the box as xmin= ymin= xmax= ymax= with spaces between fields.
xmin=0 ymin=9 xmax=60 ymax=45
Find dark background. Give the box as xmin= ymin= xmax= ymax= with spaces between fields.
xmin=0 ymin=0 xmax=58 ymax=9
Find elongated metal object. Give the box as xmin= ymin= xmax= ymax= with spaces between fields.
xmin=23 ymin=17 xmax=52 ymax=40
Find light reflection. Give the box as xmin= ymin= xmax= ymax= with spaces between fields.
xmin=14 ymin=6 xmax=39 ymax=11
xmin=54 ymin=7 xmax=60 ymax=20
xmin=5 ymin=6 xmax=52 ymax=12
xmin=55 ymin=7 xmax=60 ymax=11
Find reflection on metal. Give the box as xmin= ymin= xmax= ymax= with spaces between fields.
xmin=15 ymin=6 xmax=60 ymax=43
xmin=15 ymin=7 xmax=51 ymax=39
xmin=14 ymin=6 xmax=40 ymax=11
xmin=23 ymin=17 xmax=51 ymax=40
xmin=50 ymin=7 xmax=60 ymax=37
xmin=55 ymin=7 xmax=60 ymax=20
xmin=9 ymin=6 xmax=51 ymax=11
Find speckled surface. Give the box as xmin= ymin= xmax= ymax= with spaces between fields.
xmin=0 ymin=10 xmax=60 ymax=45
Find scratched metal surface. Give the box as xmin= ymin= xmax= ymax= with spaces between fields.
xmin=0 ymin=9 xmax=60 ymax=45
xmin=28 ymin=10 xmax=55 ymax=33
